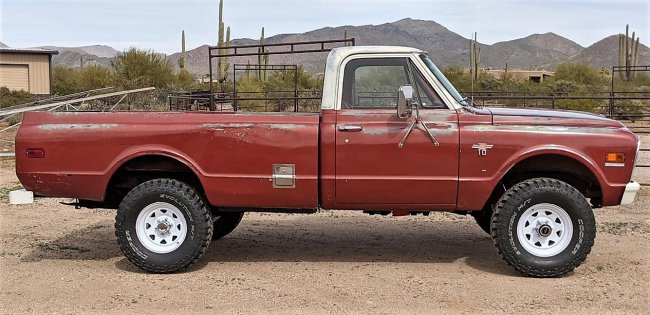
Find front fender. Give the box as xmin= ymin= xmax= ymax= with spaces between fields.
xmin=498 ymin=145 xmax=608 ymax=187
xmin=457 ymin=145 xmax=608 ymax=211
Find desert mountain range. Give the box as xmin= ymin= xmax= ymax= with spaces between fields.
xmin=5 ymin=18 xmax=647 ymax=75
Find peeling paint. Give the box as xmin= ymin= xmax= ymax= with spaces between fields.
xmin=338 ymin=111 xmax=391 ymax=117
xmin=421 ymin=125 xmax=456 ymax=136
xmin=362 ymin=128 xmax=404 ymax=136
xmin=203 ymin=123 xmax=255 ymax=129
xmin=39 ymin=123 xmax=119 ymax=130
xmin=465 ymin=125 xmax=616 ymax=135
xmin=203 ymin=123 xmax=302 ymax=130
xmin=264 ymin=123 xmax=301 ymax=130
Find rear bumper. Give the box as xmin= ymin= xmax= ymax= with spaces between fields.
xmin=621 ymin=181 xmax=640 ymax=205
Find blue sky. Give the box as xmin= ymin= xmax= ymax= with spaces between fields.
xmin=0 ymin=0 xmax=648 ymax=54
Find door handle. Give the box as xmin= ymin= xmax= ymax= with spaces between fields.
xmin=337 ymin=125 xmax=363 ymax=132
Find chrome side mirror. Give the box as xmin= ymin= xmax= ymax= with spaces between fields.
xmin=397 ymin=85 xmax=413 ymax=118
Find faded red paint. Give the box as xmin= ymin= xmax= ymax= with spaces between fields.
xmin=16 ymin=111 xmax=320 ymax=209
xmin=15 ymin=105 xmax=638 ymax=211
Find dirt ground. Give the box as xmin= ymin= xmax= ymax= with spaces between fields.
xmin=1 ymin=135 xmax=649 ymax=314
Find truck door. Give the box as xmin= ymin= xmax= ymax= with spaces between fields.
xmin=335 ymin=57 xmax=459 ymax=209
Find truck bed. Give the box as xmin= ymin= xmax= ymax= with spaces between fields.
xmin=15 ymin=111 xmax=320 ymax=209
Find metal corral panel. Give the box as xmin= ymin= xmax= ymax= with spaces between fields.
xmin=0 ymin=52 xmax=52 ymax=94
xmin=0 ymin=64 xmax=29 ymax=91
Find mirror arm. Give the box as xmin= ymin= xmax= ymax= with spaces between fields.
xmin=397 ymin=115 xmax=440 ymax=148
xmin=398 ymin=120 xmax=418 ymax=148
xmin=419 ymin=120 xmax=440 ymax=146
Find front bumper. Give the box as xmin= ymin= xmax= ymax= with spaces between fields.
xmin=621 ymin=181 xmax=641 ymax=205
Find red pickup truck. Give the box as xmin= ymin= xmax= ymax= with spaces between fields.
xmin=15 ymin=46 xmax=641 ymax=277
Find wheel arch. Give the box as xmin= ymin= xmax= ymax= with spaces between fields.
xmin=484 ymin=147 xmax=606 ymax=210
xmin=100 ymin=149 xmax=207 ymax=208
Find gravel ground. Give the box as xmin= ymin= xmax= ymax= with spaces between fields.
xmin=0 ymin=129 xmax=649 ymax=314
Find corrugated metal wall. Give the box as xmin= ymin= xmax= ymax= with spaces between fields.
xmin=0 ymin=53 xmax=51 ymax=94
xmin=0 ymin=64 xmax=30 ymax=91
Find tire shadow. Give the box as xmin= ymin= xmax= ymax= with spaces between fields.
xmin=20 ymin=220 xmax=121 ymax=263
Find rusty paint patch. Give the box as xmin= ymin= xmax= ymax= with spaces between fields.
xmin=39 ymin=123 xmax=119 ymax=130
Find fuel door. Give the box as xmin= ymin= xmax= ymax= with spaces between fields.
xmin=272 ymin=164 xmax=295 ymax=188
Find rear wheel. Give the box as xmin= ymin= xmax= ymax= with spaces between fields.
xmin=211 ymin=211 xmax=244 ymax=240
xmin=491 ymin=178 xmax=595 ymax=277
xmin=115 ymin=178 xmax=213 ymax=273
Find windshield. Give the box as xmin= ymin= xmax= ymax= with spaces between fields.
xmin=419 ymin=54 xmax=467 ymax=106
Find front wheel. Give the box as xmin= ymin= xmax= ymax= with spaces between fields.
xmin=115 ymin=179 xmax=213 ymax=273
xmin=491 ymin=178 xmax=595 ymax=277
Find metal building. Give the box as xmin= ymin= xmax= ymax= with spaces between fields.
xmin=0 ymin=48 xmax=59 ymax=95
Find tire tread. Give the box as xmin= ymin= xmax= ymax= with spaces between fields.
xmin=490 ymin=177 xmax=595 ymax=277
xmin=115 ymin=178 xmax=213 ymax=273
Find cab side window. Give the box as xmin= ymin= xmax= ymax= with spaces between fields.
xmin=341 ymin=57 xmax=445 ymax=109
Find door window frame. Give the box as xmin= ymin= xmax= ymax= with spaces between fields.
xmin=335 ymin=53 xmax=458 ymax=111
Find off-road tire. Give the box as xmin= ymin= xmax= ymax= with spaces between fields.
xmin=211 ymin=211 xmax=244 ymax=240
xmin=115 ymin=178 xmax=213 ymax=273
xmin=491 ymin=178 xmax=595 ymax=277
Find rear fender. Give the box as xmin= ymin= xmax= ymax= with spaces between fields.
xmin=101 ymin=145 xmax=207 ymax=200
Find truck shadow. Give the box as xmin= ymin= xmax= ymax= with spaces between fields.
xmin=21 ymin=216 xmax=519 ymax=277
xmin=20 ymin=221 xmax=121 ymax=262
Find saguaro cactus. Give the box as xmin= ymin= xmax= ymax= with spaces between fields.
xmin=221 ymin=26 xmax=230 ymax=80
xmin=258 ymin=27 xmax=266 ymax=81
xmin=179 ymin=30 xmax=186 ymax=69
xmin=263 ymin=53 xmax=269 ymax=81
xmin=216 ymin=0 xmax=232 ymax=86
xmin=618 ymin=24 xmax=641 ymax=80
xmin=469 ymin=32 xmax=481 ymax=81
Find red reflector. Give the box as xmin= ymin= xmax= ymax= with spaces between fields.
xmin=26 ymin=148 xmax=45 ymax=158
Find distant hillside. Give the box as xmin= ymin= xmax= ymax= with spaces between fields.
xmin=45 ymin=18 xmax=649 ymax=75
xmin=52 ymin=50 xmax=113 ymax=68
xmin=165 ymin=19 xmax=608 ymax=76
xmin=482 ymin=33 xmax=584 ymax=70
xmin=0 ymin=41 xmax=8 ymax=48
xmin=167 ymin=18 xmax=476 ymax=75
xmin=38 ymin=45 xmax=119 ymax=68
xmin=568 ymin=35 xmax=650 ymax=69
xmin=39 ymin=45 xmax=119 ymax=58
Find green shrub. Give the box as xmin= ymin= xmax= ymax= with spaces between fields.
xmin=0 ymin=87 xmax=36 ymax=108
xmin=111 ymin=48 xmax=176 ymax=89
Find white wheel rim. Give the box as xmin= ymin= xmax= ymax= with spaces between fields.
xmin=516 ymin=203 xmax=573 ymax=257
xmin=135 ymin=202 xmax=187 ymax=254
